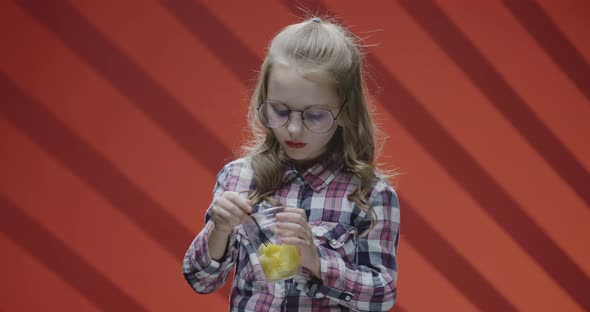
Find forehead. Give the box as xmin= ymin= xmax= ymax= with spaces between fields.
xmin=267 ymin=62 xmax=339 ymax=109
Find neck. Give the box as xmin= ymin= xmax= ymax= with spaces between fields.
xmin=293 ymin=152 xmax=332 ymax=172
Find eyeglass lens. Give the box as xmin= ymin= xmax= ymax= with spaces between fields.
xmin=259 ymin=101 xmax=336 ymax=133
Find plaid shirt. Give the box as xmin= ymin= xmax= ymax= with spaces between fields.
xmin=183 ymin=157 xmax=400 ymax=311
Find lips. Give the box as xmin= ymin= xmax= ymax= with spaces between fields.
xmin=286 ymin=141 xmax=306 ymax=148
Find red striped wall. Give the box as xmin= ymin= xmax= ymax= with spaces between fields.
xmin=1 ymin=1 xmax=589 ymax=311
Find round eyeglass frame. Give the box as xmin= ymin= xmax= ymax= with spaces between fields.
xmin=256 ymin=100 xmax=344 ymax=134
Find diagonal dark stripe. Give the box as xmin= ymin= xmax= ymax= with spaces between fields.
xmin=15 ymin=0 xmax=236 ymax=300
xmin=157 ymin=0 xmax=262 ymax=302
xmin=0 ymin=72 xmax=191 ymax=262
xmin=159 ymin=0 xmax=260 ymax=84
xmin=368 ymin=51 xmax=590 ymax=310
xmin=0 ymin=196 xmax=147 ymax=311
xmin=398 ymin=2 xmax=590 ymax=309
xmin=165 ymin=0 xmax=517 ymax=309
xmin=370 ymin=50 xmax=590 ymax=311
xmin=286 ymin=0 xmax=590 ymax=309
xmin=400 ymin=198 xmax=517 ymax=311
xmin=400 ymin=1 xmax=590 ymax=210
xmin=16 ymin=0 xmax=232 ymax=177
xmin=503 ymin=0 xmax=590 ymax=104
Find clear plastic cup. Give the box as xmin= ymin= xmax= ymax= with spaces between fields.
xmin=250 ymin=206 xmax=301 ymax=281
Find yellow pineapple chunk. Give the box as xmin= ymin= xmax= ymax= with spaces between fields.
xmin=257 ymin=243 xmax=300 ymax=280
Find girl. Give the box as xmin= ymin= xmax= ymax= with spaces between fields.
xmin=183 ymin=17 xmax=400 ymax=311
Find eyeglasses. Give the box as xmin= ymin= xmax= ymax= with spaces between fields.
xmin=257 ymin=101 xmax=343 ymax=134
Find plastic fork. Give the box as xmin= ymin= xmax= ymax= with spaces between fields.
xmin=250 ymin=214 xmax=272 ymax=246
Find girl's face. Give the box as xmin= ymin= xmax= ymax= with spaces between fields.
xmin=266 ymin=62 xmax=341 ymax=168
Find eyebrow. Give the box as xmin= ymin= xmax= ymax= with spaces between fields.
xmin=265 ymin=99 xmax=338 ymax=110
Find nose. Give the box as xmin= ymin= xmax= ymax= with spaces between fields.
xmin=286 ymin=111 xmax=304 ymax=135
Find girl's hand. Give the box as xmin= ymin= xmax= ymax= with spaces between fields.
xmin=275 ymin=207 xmax=321 ymax=278
xmin=211 ymin=191 xmax=252 ymax=235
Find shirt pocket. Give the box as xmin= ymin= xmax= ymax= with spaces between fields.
xmin=310 ymin=221 xmax=358 ymax=265
xmin=234 ymin=225 xmax=268 ymax=288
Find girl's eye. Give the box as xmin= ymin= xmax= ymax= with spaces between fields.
xmin=304 ymin=110 xmax=327 ymax=121
xmin=269 ymin=103 xmax=290 ymax=116
xmin=276 ymin=109 xmax=290 ymax=117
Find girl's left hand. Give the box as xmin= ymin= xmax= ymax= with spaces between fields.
xmin=275 ymin=207 xmax=321 ymax=278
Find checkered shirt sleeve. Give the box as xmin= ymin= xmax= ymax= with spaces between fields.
xmin=182 ymin=164 xmax=239 ymax=294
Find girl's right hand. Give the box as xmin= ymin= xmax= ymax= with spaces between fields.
xmin=211 ymin=191 xmax=252 ymax=234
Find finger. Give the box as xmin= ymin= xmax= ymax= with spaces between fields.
xmin=276 ymin=211 xmax=308 ymax=226
xmin=279 ymin=236 xmax=312 ymax=247
xmin=276 ymin=222 xmax=304 ymax=235
xmin=276 ymin=223 xmax=310 ymax=241
xmin=216 ymin=196 xmax=248 ymax=216
xmin=283 ymin=207 xmax=306 ymax=217
xmin=267 ymin=223 xmax=280 ymax=235
xmin=224 ymin=192 xmax=252 ymax=214
xmin=214 ymin=204 xmax=243 ymax=223
xmin=212 ymin=208 xmax=240 ymax=232
xmin=213 ymin=205 xmax=231 ymax=219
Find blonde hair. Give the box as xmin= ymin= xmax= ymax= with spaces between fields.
xmin=242 ymin=17 xmax=385 ymax=220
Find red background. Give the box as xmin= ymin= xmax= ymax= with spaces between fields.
xmin=1 ymin=1 xmax=589 ymax=311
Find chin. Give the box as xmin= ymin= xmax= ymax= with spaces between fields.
xmin=282 ymin=148 xmax=307 ymax=160
xmin=285 ymin=151 xmax=306 ymax=160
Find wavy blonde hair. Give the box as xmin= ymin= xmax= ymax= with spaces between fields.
xmin=242 ymin=17 xmax=385 ymax=219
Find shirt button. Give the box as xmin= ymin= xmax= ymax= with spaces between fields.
xmin=344 ymin=295 xmax=352 ymax=301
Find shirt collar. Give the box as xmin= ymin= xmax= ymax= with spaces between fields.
xmin=282 ymin=156 xmax=344 ymax=192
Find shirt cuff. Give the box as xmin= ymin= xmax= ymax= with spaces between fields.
xmin=295 ymin=247 xmax=354 ymax=302
xmin=190 ymin=222 xmax=236 ymax=274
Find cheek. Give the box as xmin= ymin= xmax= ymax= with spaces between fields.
xmin=315 ymin=130 xmax=338 ymax=147
xmin=271 ymin=128 xmax=283 ymax=139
